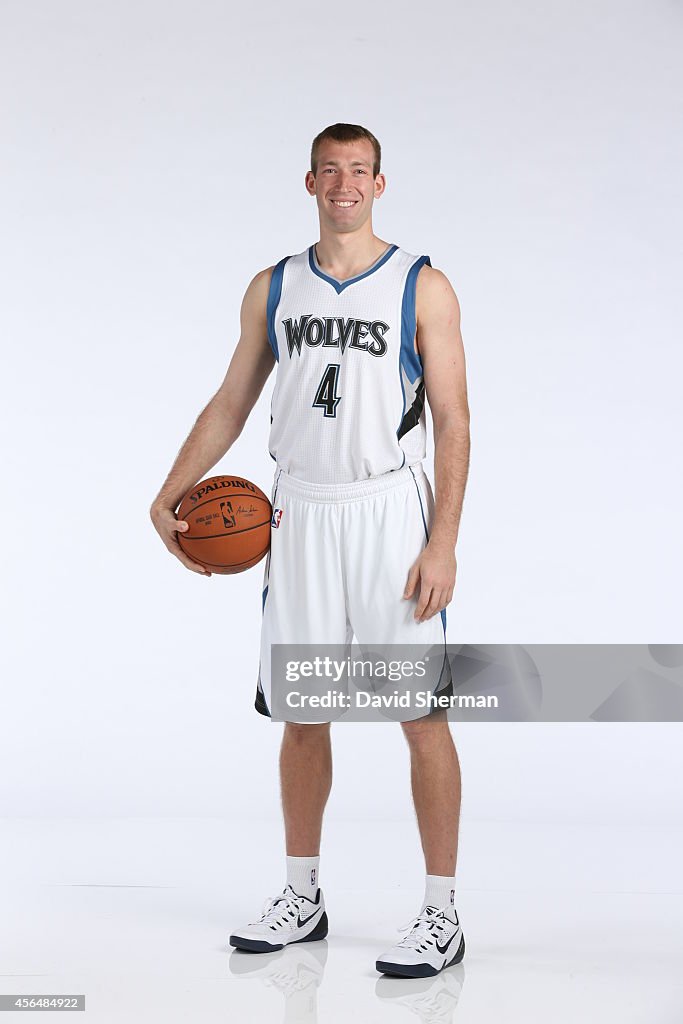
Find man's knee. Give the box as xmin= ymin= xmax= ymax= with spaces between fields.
xmin=401 ymin=710 xmax=450 ymax=747
xmin=284 ymin=721 xmax=331 ymax=743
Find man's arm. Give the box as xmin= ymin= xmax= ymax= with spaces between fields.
xmin=403 ymin=264 xmax=470 ymax=621
xmin=150 ymin=266 xmax=275 ymax=574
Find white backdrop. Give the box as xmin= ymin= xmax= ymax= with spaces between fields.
xmin=1 ymin=0 xmax=681 ymax=825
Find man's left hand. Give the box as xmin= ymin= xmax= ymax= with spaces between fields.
xmin=403 ymin=541 xmax=457 ymax=623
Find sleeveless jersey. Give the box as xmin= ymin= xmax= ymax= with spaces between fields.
xmin=266 ymin=242 xmax=430 ymax=484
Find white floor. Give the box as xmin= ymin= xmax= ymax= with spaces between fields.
xmin=1 ymin=817 xmax=682 ymax=1023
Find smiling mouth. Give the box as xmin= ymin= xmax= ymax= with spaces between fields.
xmin=330 ymin=200 xmax=358 ymax=208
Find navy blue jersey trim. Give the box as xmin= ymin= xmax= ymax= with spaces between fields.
xmin=308 ymin=243 xmax=399 ymax=294
xmin=255 ymin=678 xmax=271 ymax=718
xmin=400 ymin=255 xmax=430 ymax=385
xmin=397 ymin=380 xmax=426 ymax=442
xmin=267 ymin=257 xmax=292 ymax=361
xmin=397 ymin=255 xmax=430 ymax=443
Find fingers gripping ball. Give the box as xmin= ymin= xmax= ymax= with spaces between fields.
xmin=177 ymin=476 xmax=272 ymax=574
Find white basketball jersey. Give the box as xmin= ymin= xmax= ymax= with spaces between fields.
xmin=266 ymin=242 xmax=430 ymax=483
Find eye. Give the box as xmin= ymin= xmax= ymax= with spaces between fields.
xmin=355 ymin=169 xmax=367 ymax=174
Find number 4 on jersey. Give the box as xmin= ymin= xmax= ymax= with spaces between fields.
xmin=313 ymin=363 xmax=341 ymax=418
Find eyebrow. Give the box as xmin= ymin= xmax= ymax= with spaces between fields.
xmin=320 ymin=159 xmax=371 ymax=167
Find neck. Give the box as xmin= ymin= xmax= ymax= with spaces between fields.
xmin=315 ymin=226 xmax=390 ymax=278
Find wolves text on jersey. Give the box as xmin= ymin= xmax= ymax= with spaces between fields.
xmin=282 ymin=315 xmax=389 ymax=358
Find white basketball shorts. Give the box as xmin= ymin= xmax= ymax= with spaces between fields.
xmin=254 ymin=462 xmax=452 ymax=720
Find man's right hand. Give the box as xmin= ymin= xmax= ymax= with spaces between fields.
xmin=150 ymin=503 xmax=212 ymax=576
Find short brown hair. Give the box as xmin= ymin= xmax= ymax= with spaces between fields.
xmin=310 ymin=123 xmax=382 ymax=178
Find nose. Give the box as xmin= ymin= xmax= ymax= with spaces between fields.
xmin=336 ymin=171 xmax=355 ymax=190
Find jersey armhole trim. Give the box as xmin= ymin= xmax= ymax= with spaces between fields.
xmin=266 ymin=256 xmax=292 ymax=361
xmin=397 ymin=255 xmax=431 ymax=442
xmin=400 ymin=255 xmax=431 ymax=384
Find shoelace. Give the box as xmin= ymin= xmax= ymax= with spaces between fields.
xmin=395 ymin=907 xmax=446 ymax=951
xmin=255 ymin=891 xmax=303 ymax=931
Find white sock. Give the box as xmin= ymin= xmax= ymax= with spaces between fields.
xmin=286 ymin=855 xmax=320 ymax=900
xmin=421 ymin=873 xmax=457 ymax=916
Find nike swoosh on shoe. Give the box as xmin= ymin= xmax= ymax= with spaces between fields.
xmin=435 ymin=927 xmax=460 ymax=955
xmin=297 ymin=906 xmax=322 ymax=928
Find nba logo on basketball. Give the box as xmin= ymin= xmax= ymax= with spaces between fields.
xmin=271 ymin=508 xmax=284 ymax=528
xmin=220 ymin=500 xmax=236 ymax=529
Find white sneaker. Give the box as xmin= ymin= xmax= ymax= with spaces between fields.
xmin=229 ymin=884 xmax=328 ymax=953
xmin=376 ymin=905 xmax=465 ymax=978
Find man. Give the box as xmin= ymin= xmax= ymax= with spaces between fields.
xmin=150 ymin=123 xmax=470 ymax=978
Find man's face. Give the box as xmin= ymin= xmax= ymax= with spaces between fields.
xmin=305 ymin=139 xmax=385 ymax=233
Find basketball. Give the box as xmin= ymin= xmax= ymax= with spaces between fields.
xmin=177 ymin=475 xmax=272 ymax=574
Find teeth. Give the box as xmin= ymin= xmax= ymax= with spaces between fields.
xmin=332 ymin=201 xmax=356 ymax=207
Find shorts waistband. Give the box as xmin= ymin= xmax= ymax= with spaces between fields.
xmin=275 ymin=462 xmax=426 ymax=504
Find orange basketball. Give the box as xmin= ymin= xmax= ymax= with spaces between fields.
xmin=177 ymin=475 xmax=272 ymax=574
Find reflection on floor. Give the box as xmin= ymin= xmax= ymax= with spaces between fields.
xmin=0 ymin=818 xmax=682 ymax=1022
xmin=229 ymin=942 xmax=465 ymax=1024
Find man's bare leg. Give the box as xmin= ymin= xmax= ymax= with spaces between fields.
xmin=401 ymin=710 xmax=461 ymax=875
xmin=374 ymin=711 xmax=463 ymax=975
xmin=228 ymin=722 xmax=331 ymax=952
xmin=280 ymin=722 xmax=332 ymax=855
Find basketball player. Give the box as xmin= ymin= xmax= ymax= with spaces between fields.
xmin=150 ymin=123 xmax=470 ymax=978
